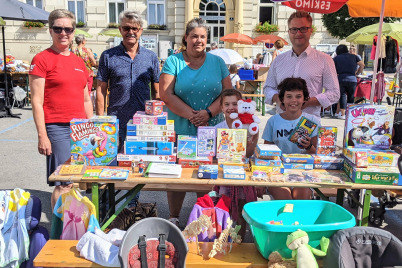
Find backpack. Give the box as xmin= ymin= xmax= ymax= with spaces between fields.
xmin=128 ymin=234 xmax=178 ymax=268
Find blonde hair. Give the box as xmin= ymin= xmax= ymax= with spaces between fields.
xmin=288 ymin=11 xmax=312 ymax=26
xmin=274 ymin=40 xmax=284 ymax=49
xmin=48 ymin=9 xmax=76 ymax=28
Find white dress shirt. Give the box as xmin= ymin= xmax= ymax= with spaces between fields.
xmin=263 ymin=45 xmax=340 ymax=118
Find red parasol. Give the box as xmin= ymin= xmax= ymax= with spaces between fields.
xmin=253 ymin=35 xmax=288 ymax=45
xmin=220 ymin=33 xmax=255 ymax=45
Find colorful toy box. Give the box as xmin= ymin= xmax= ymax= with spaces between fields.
xmin=124 ymin=141 xmax=174 ymax=155
xmin=216 ymin=128 xmax=247 ymax=161
xmin=177 ymin=135 xmax=197 ymax=159
xmin=145 ymin=100 xmax=164 ymax=115
xmin=117 ymin=153 xmax=176 ymax=163
xmin=344 ymin=104 xmax=395 ymax=150
xmin=178 ymin=156 xmax=213 ymax=168
xmin=281 ymin=154 xmax=314 ymax=164
xmin=252 ymin=156 xmax=282 ymax=166
xmin=342 ymin=147 xmax=369 ymax=167
xmin=255 ymin=144 xmax=282 ymax=157
xmin=282 ymin=163 xmax=313 ymax=170
xmin=288 ymin=116 xmax=318 ymax=147
xmin=197 ymin=165 xmax=219 ymax=179
xmin=367 ymin=150 xmax=399 ymax=167
xmin=126 ymin=130 xmax=175 ymax=137
xmin=316 ymin=127 xmax=337 ymax=156
xmin=126 ymin=119 xmax=174 ymax=131
xmin=126 ymin=136 xmax=175 ymax=142
xmin=70 ymin=116 xmax=119 ymax=166
xmin=197 ymin=126 xmax=216 ymax=157
xmin=343 ymin=157 xmax=401 ymax=185
xmin=312 ymin=155 xmax=344 ymax=170
xmin=223 ymin=165 xmax=246 ymax=180
xmin=132 ymin=111 xmax=167 ymax=125
xmin=217 ymin=158 xmax=250 ymax=170
xmin=251 ymin=163 xmax=284 ymax=174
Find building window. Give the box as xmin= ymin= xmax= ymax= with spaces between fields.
xmin=259 ymin=0 xmax=275 ymax=25
xmin=68 ymin=0 xmax=85 ymax=23
xmin=199 ymin=0 xmax=226 ymax=48
xmin=26 ymin=0 xmax=43 ymax=9
xmin=148 ymin=0 xmax=165 ymax=25
xmin=108 ymin=0 xmax=125 ymax=24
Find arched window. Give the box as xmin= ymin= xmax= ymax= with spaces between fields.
xmin=199 ymin=0 xmax=226 ymax=48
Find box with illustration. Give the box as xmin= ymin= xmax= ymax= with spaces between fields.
xmin=316 ymin=127 xmax=337 ymax=156
xmin=70 ymin=116 xmax=119 ymax=166
xmin=177 ymin=135 xmax=197 ymax=159
xmin=344 ymin=104 xmax=394 ymax=150
xmin=124 ymin=141 xmax=174 ymax=155
xmin=288 ymin=116 xmax=318 ymax=147
xmin=197 ymin=126 xmax=216 ymax=157
xmin=216 ymin=128 xmax=247 ymax=161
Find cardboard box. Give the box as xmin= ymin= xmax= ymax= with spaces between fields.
xmin=197 ymin=127 xmax=216 ymax=157
xmin=255 ymin=144 xmax=282 ymax=157
xmin=223 ymin=165 xmax=246 ymax=180
xmin=179 ymin=156 xmax=213 ymax=168
xmin=124 ymin=141 xmax=174 ymax=155
xmin=126 ymin=130 xmax=175 ymax=137
xmin=252 ymin=156 xmax=282 ymax=166
xmin=283 ymin=163 xmax=313 ymax=170
xmin=344 ymin=104 xmax=394 ymax=150
xmin=177 ymin=135 xmax=197 ymax=159
xmin=343 ymin=157 xmax=400 ymax=185
xmin=281 ymin=154 xmax=314 ymax=164
xmin=117 ymin=153 xmax=176 ymax=163
xmin=256 ymin=66 xmax=269 ymax=81
xmin=133 ymin=111 xmax=167 ymax=125
xmin=217 ymin=158 xmax=250 ymax=170
xmin=313 ymin=155 xmax=344 ymax=170
xmin=367 ymin=150 xmax=399 ymax=167
xmin=197 ymin=165 xmax=218 ymax=179
xmin=145 ymin=100 xmax=164 ymax=115
xmin=316 ymin=126 xmax=337 ymax=156
xmin=127 ymin=119 xmax=174 ymax=131
xmin=251 ymin=163 xmax=284 ymax=174
xmin=70 ymin=117 xmax=119 ymax=166
xmin=126 ymin=136 xmax=175 ymax=142
xmin=342 ymin=147 xmax=369 ymax=167
xmin=216 ymin=128 xmax=247 ymax=161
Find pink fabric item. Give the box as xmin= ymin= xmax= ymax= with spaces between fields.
xmin=60 ymin=197 xmax=87 ymax=240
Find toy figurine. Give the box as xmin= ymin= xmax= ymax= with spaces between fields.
xmin=131 ymin=160 xmax=135 ymax=173
xmin=138 ymin=159 xmax=145 ymax=174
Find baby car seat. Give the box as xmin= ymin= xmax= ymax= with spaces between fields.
xmin=20 ymin=195 xmax=49 ymax=268
xmin=323 ymin=226 xmax=402 ymax=268
xmin=119 ymin=218 xmax=188 ymax=268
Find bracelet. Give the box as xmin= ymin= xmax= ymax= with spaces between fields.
xmin=205 ymin=108 xmax=213 ymax=118
xmin=305 ymin=143 xmax=313 ymax=150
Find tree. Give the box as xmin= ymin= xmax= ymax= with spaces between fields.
xmin=322 ymin=5 xmax=399 ymax=39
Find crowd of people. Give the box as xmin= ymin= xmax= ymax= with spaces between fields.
xmin=29 ymin=8 xmax=372 ymax=229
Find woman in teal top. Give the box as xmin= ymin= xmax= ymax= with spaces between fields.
xmin=160 ymin=17 xmax=231 ymax=226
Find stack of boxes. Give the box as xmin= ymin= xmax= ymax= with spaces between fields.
xmin=313 ymin=126 xmax=344 ymax=170
xmin=342 ymin=104 xmax=401 ymax=185
xmin=250 ymin=144 xmax=284 ymax=175
xmin=117 ymin=101 xmax=177 ymax=166
xmin=177 ymin=128 xmax=214 ymax=168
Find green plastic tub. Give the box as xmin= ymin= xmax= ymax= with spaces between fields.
xmin=242 ymin=200 xmax=356 ymax=259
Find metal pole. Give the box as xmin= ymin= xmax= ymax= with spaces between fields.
xmin=2 ymin=25 xmax=9 ymax=106
xmin=369 ymin=0 xmax=386 ymax=104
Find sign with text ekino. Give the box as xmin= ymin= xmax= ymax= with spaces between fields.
xmin=282 ymin=0 xmax=347 ymax=14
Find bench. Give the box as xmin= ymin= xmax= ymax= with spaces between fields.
xmin=33 ymin=240 xmax=269 ymax=267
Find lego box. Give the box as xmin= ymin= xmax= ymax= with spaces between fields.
xmin=343 ymin=157 xmax=400 ymax=185
xmin=344 ymin=104 xmax=394 ymax=150
xmin=316 ymin=127 xmax=337 ymax=156
xmin=70 ymin=116 xmax=119 ymax=166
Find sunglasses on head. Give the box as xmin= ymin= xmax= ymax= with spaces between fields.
xmin=51 ymin=26 xmax=75 ymax=34
xmin=121 ymin=26 xmax=141 ymax=33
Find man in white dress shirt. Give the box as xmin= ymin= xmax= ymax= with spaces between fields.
xmin=263 ymin=11 xmax=339 ymax=119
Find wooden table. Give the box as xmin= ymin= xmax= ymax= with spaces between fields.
xmin=33 ymin=240 xmax=268 ymax=267
xmin=49 ymin=167 xmax=402 ymax=229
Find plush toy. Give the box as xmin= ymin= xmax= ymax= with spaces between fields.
xmin=286 ymin=230 xmax=329 ymax=268
xmin=230 ymin=99 xmax=260 ymax=136
xmin=267 ymin=251 xmax=296 ymax=268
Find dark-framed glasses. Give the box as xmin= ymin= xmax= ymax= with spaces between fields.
xmin=121 ymin=26 xmax=142 ymax=33
xmin=51 ymin=26 xmax=75 ymax=34
xmin=288 ymin=27 xmax=311 ymax=34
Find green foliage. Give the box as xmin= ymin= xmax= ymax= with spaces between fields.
xmin=322 ymin=5 xmax=400 ymax=39
xmin=23 ymin=21 xmax=45 ymax=28
xmin=148 ymin=24 xmax=167 ymax=30
xmin=76 ymin=21 xmax=85 ymax=28
xmin=255 ymin=21 xmax=279 ymax=34
xmin=107 ymin=22 xmax=119 ymax=28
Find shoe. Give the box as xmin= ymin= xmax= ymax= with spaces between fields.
xmin=337 ymin=115 xmax=346 ymax=120
xmin=168 ymin=217 xmax=180 ymax=227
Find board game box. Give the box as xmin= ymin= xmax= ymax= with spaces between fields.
xmin=216 ymin=128 xmax=247 ymax=161
xmin=316 ymin=127 xmax=337 ymax=156
xmin=70 ymin=116 xmax=119 ymax=166
xmin=288 ymin=116 xmax=318 ymax=147
xmin=133 ymin=111 xmax=167 ymax=125
xmin=178 ymin=156 xmax=213 ymax=168
xmin=197 ymin=126 xmax=216 ymax=157
xmin=223 ymin=165 xmax=246 ymax=180
xmin=344 ymin=104 xmax=395 ymax=150
xmin=281 ymin=154 xmax=314 ymax=164
xmin=177 ymin=135 xmax=197 ymax=159
xmin=99 ymin=168 xmax=129 ymax=180
xmin=124 ymin=141 xmax=174 ymax=155
xmin=145 ymin=100 xmax=164 ymax=115
xmin=255 ymin=144 xmax=281 ymax=157
xmin=197 ymin=165 xmax=219 ymax=179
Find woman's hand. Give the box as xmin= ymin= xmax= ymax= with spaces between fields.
xmin=189 ymin=110 xmax=209 ymax=127
xmin=38 ymin=135 xmax=52 ymax=156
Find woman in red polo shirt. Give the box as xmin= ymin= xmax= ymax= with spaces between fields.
xmin=29 ymin=9 xmax=93 ymax=210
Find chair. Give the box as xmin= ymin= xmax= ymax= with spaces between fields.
xmin=119 ymin=217 xmax=188 ymax=268
xmin=323 ymin=227 xmax=402 ymax=268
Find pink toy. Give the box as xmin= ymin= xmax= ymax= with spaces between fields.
xmin=230 ymin=99 xmax=260 ymax=136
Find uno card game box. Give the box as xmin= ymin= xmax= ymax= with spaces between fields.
xmin=197 ymin=165 xmax=219 ymax=179
xmin=216 ymin=128 xmax=247 ymax=161
xmin=344 ymin=104 xmax=394 ymax=150
xmin=197 ymin=126 xmax=216 ymax=157
xmin=288 ymin=116 xmax=318 ymax=147
xmin=70 ymin=116 xmax=119 ymax=166
xmin=316 ymin=127 xmax=337 ymax=156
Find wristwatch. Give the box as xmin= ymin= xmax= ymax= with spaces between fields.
xmin=205 ymin=108 xmax=213 ymax=118
xmin=305 ymin=143 xmax=313 ymax=150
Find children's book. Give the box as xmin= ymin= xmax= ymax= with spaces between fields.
xmin=197 ymin=127 xmax=216 ymax=157
xmin=144 ymin=163 xmax=183 ymax=178
xmin=58 ymin=164 xmax=85 ymax=175
xmin=316 ymin=127 xmax=337 ymax=156
xmin=288 ymin=116 xmax=318 ymax=147
xmin=216 ymin=128 xmax=247 ymax=161
xmin=98 ymin=168 xmax=129 ymax=180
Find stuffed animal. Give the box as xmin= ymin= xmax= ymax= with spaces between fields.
xmin=286 ymin=230 xmax=329 ymax=268
xmin=267 ymin=251 xmax=296 ymax=268
xmin=230 ymin=99 xmax=260 ymax=136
